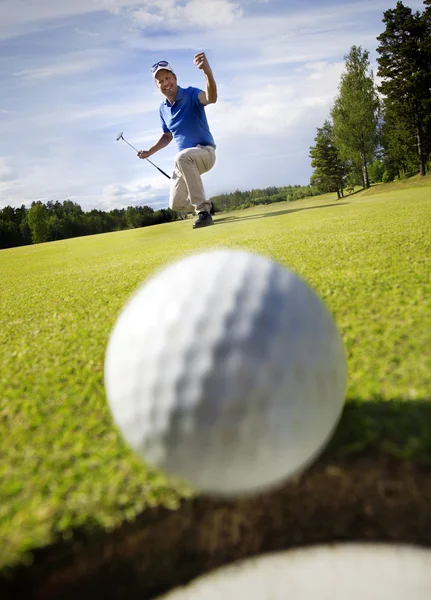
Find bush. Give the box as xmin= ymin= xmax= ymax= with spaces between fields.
xmin=368 ymin=160 xmax=385 ymax=183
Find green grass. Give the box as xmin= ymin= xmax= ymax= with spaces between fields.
xmin=1 ymin=182 xmax=430 ymax=570
xmin=363 ymin=173 xmax=431 ymax=196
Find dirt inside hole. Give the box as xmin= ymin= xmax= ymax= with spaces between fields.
xmin=1 ymin=453 xmax=431 ymax=600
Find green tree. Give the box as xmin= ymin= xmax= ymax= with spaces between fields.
xmin=19 ymin=213 xmax=31 ymax=245
xmin=367 ymin=159 xmax=386 ymax=183
xmin=381 ymin=103 xmax=419 ymax=176
xmin=309 ymin=120 xmax=346 ymax=198
xmin=27 ymin=202 xmax=50 ymax=244
xmin=125 ymin=206 xmax=139 ymax=228
xmin=0 ymin=219 xmax=20 ymax=249
xmin=376 ymin=1 xmax=431 ymax=176
xmin=331 ymin=46 xmax=381 ymax=189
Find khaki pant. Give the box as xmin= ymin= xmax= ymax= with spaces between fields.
xmin=169 ymin=145 xmax=216 ymax=214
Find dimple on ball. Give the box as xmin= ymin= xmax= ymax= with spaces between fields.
xmin=104 ymin=250 xmax=347 ymax=497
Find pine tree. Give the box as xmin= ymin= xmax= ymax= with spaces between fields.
xmin=376 ymin=1 xmax=431 ymax=176
xmin=309 ymin=120 xmax=346 ymax=198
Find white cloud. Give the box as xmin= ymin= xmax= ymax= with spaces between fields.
xmin=0 ymin=0 xmax=424 ymax=38
xmin=0 ymin=0 xmax=124 ymax=37
xmin=197 ymin=60 xmax=346 ymax=196
xmin=0 ymin=158 xmax=17 ymax=182
xmin=0 ymin=159 xmax=25 ymax=206
xmin=181 ymin=0 xmax=242 ymax=28
xmin=14 ymin=56 xmax=103 ymax=81
xmin=125 ymin=0 xmax=242 ymax=30
xmin=70 ymin=99 xmax=156 ymax=121
xmin=74 ymin=28 xmax=101 ymax=38
xmin=100 ymin=176 xmax=170 ymax=209
xmin=125 ymin=7 xmax=375 ymax=63
xmin=0 ymin=0 xmax=243 ymax=39
xmin=209 ymin=61 xmax=344 ymax=139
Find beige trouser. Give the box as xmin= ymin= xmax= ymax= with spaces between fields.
xmin=169 ymin=145 xmax=216 ymax=214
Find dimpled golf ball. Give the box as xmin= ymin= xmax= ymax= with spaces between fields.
xmin=104 ymin=249 xmax=347 ymax=496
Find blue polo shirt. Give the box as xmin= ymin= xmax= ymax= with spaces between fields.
xmin=159 ymin=86 xmax=216 ymax=151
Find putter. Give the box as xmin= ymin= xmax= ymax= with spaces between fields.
xmin=116 ymin=132 xmax=171 ymax=179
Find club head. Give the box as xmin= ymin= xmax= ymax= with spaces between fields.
xmin=116 ymin=132 xmax=124 ymax=141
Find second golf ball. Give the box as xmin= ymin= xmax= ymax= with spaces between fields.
xmin=105 ymin=249 xmax=347 ymax=496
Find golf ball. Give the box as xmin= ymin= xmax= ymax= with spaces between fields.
xmin=105 ymin=250 xmax=347 ymax=496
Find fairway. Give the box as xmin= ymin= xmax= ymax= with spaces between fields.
xmin=1 ymin=183 xmax=431 ymax=595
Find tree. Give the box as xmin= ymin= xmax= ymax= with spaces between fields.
xmin=27 ymin=202 xmax=50 ymax=244
xmin=380 ymin=102 xmax=419 ymax=176
xmin=331 ymin=46 xmax=381 ymax=189
xmin=19 ymin=213 xmax=31 ymax=245
xmin=125 ymin=206 xmax=139 ymax=229
xmin=424 ymin=0 xmax=431 ymax=40
xmin=0 ymin=219 xmax=20 ymax=249
xmin=367 ymin=159 xmax=386 ymax=183
xmin=309 ymin=120 xmax=346 ymax=198
xmin=376 ymin=1 xmax=431 ymax=176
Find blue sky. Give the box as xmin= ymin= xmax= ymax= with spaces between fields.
xmin=0 ymin=0 xmax=426 ymax=211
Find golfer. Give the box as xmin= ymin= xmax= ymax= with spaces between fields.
xmin=138 ymin=53 xmax=217 ymax=229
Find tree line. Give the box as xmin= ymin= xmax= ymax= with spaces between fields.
xmin=0 ymin=200 xmax=177 ymax=249
xmin=209 ymin=184 xmax=320 ymax=212
xmin=309 ymin=0 xmax=431 ymax=197
xmin=0 ymin=184 xmax=321 ymax=249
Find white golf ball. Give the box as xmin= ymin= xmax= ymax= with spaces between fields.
xmin=104 ymin=249 xmax=347 ymax=496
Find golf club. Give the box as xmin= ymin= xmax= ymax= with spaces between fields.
xmin=116 ymin=132 xmax=171 ymax=179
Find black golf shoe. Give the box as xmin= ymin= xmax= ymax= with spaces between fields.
xmin=193 ymin=211 xmax=214 ymax=228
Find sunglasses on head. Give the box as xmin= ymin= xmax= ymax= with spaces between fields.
xmin=151 ymin=60 xmax=169 ymax=73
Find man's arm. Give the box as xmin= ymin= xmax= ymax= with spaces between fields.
xmin=138 ymin=132 xmax=173 ymax=159
xmin=194 ymin=52 xmax=217 ymax=105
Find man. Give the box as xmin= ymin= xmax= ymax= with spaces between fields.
xmin=138 ymin=53 xmax=217 ymax=229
